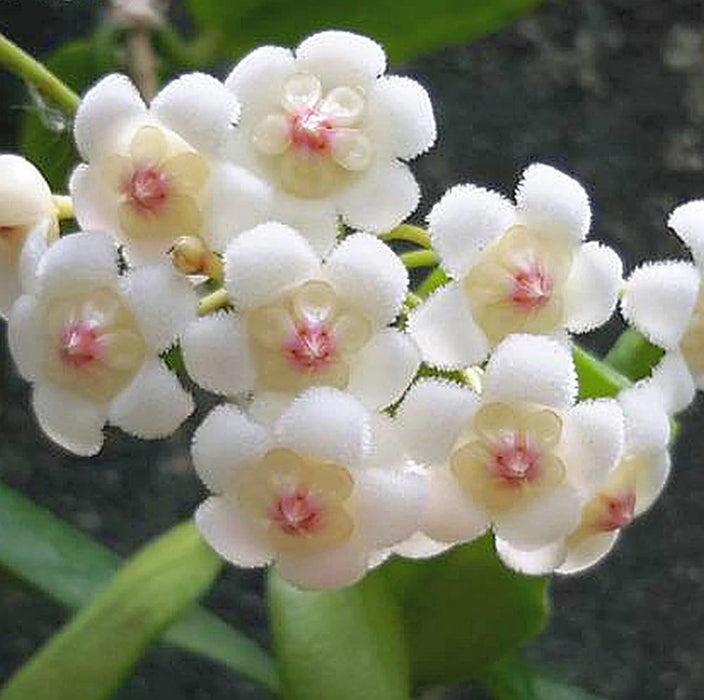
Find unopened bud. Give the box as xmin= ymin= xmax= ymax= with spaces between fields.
xmin=169 ymin=236 xmax=223 ymax=279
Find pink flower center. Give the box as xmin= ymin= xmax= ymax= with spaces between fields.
xmin=509 ymin=265 xmax=553 ymax=311
xmin=270 ymin=488 xmax=323 ymax=536
xmin=289 ymin=109 xmax=332 ymax=153
xmin=597 ymin=492 xmax=636 ymax=531
xmin=59 ymin=321 xmax=102 ymax=370
xmin=284 ymin=321 xmax=336 ymax=372
xmin=492 ymin=440 xmax=540 ymax=485
xmin=125 ymin=167 xmax=169 ymax=214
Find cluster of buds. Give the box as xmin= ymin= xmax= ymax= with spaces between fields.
xmin=1 ymin=31 xmax=698 ymax=589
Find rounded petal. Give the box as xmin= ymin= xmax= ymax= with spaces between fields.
xmin=559 ymin=399 xmax=625 ymax=494
xmin=74 ymin=74 xmax=146 ymax=161
xmin=18 ymin=219 xmax=51 ymax=296
xmin=515 ymin=163 xmax=591 ymax=243
xmin=325 ymin=233 xmax=408 ymax=327
xmin=32 ymin=383 xmax=107 ymax=456
xmin=224 ymin=222 xmax=320 ymax=308
xmin=0 ymin=256 xmax=21 ymax=320
xmin=196 ymin=496 xmax=273 ymax=567
xmin=295 ymin=31 xmax=386 ymax=91
xmin=618 ymin=384 xmax=670 ymax=455
xmin=150 ymin=72 xmax=240 ymax=157
xmin=248 ymin=392 xmax=294 ymax=430
xmin=270 ymin=193 xmax=339 ymax=257
xmin=365 ymin=413 xmax=409 ymax=471
xmin=181 ymin=312 xmax=256 ymax=396
xmin=8 ymin=294 xmax=42 ymax=379
xmin=276 ymin=541 xmax=368 ymax=590
xmin=347 ymin=329 xmax=420 ymax=410
xmin=275 ymin=387 xmax=370 ymax=469
xmin=483 ymin=334 xmax=578 ymax=410
xmin=396 ymin=379 xmax=479 ymax=466
xmin=336 ymin=160 xmax=420 ymax=233
xmin=0 ymin=155 xmax=53 ymax=225
xmin=69 ymin=164 xmax=120 ymax=234
xmin=621 ymin=261 xmax=699 ymax=349
xmin=192 ymin=403 xmax=272 ymax=493
xmin=393 ymin=532 xmax=454 ymax=559
xmin=556 ymin=530 xmax=619 ymax=575
xmin=648 ymin=352 xmax=696 ymax=415
xmin=121 ymin=264 xmax=197 ymax=352
xmin=563 ymin=242 xmax=623 ymax=332
xmin=633 ymin=450 xmax=671 ymax=516
xmin=495 ymin=538 xmax=567 ymax=575
xmin=668 ymin=199 xmax=704 ymax=268
xmin=427 ymin=184 xmax=515 ymax=278
xmin=408 ymin=281 xmax=490 ymax=369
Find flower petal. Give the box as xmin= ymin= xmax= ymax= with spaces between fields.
xmin=270 ymin=193 xmax=339 ymax=257
xmin=618 ymin=383 xmax=670 ymax=456
xmin=483 ymin=334 xmax=578 ymax=410
xmin=563 ymin=242 xmax=623 ymax=332
xmin=196 ymin=496 xmax=273 ymax=567
xmin=495 ymin=537 xmax=567 ymax=575
xmin=276 ymin=541 xmax=368 ymax=590
xmin=515 ymin=163 xmax=591 ymax=243
xmin=8 ymin=294 xmax=42 ymax=379
xmin=648 ymin=351 xmax=696 ymax=415
xmin=393 ymin=532 xmax=454 ymax=560
xmin=18 ymin=219 xmax=51 ymax=296
xmin=621 ymin=261 xmax=699 ymax=349
xmin=0 ymin=154 xmax=53 ymax=225
xmin=633 ymin=450 xmax=670 ymax=516
xmin=69 ymin=164 xmax=120 ymax=234
xmin=556 ymin=530 xmax=619 ymax=575
xmin=668 ymin=199 xmax=704 ymax=268
xmin=408 ymin=280 xmax=491 ymax=369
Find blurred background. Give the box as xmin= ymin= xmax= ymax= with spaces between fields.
xmin=1 ymin=1 xmax=704 ymax=698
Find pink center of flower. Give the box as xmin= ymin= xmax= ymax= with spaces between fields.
xmin=270 ymin=488 xmax=323 ymax=536
xmin=59 ymin=321 xmax=102 ymax=370
xmin=289 ymin=109 xmax=332 ymax=153
xmin=509 ymin=265 xmax=553 ymax=311
xmin=597 ymin=492 xmax=636 ymax=531
xmin=492 ymin=439 xmax=540 ymax=485
xmin=125 ymin=167 xmax=169 ymax=214
xmin=284 ymin=322 xmax=336 ymax=372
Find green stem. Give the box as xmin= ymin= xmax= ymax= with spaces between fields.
xmin=0 ymin=33 xmax=80 ymax=115
xmin=381 ymin=224 xmax=432 ymax=249
xmin=400 ymin=249 xmax=440 ymax=269
xmin=604 ymin=327 xmax=664 ymax=382
xmin=198 ymin=287 xmax=230 ymax=315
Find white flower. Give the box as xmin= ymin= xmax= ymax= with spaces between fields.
xmin=620 ymin=200 xmax=704 ymax=408
xmin=7 ymin=231 xmax=196 ymax=456
xmin=395 ymin=334 xmax=625 ymax=557
xmin=192 ymin=387 xmax=425 ymax=590
xmin=181 ymin=222 xmax=420 ymax=410
xmin=0 ymin=155 xmax=58 ymax=318
xmin=69 ymin=73 xmax=272 ymax=265
xmin=409 ymin=164 xmax=623 ymax=368
xmin=224 ymin=30 xmax=436 ymax=255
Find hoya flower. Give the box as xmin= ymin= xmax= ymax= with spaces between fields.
xmin=0 ymin=154 xmax=58 ymax=317
xmin=224 ymin=30 xmax=436 ymax=255
xmin=7 ymin=232 xmax=196 ymax=456
xmin=410 ymin=164 xmax=623 ymax=368
xmin=621 ymin=200 xmax=704 ymax=405
xmin=182 ymin=222 xmax=420 ymax=410
xmin=193 ymin=387 xmax=425 ymax=589
xmin=69 ymin=72 xmax=271 ymax=265
xmin=395 ymin=335 xmax=624 ymax=556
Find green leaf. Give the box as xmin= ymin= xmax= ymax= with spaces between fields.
xmin=0 ymin=483 xmax=278 ymax=693
xmin=268 ymin=569 xmax=411 ymax=700
xmin=186 ymin=0 xmax=544 ymax=62
xmin=604 ymin=328 xmax=664 ymax=382
xmin=572 ymin=345 xmax=631 ymax=399
xmin=382 ymin=535 xmax=548 ymax=687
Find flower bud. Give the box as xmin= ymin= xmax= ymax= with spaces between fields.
xmin=169 ymin=235 xmax=223 ymax=279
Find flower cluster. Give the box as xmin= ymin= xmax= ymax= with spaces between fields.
xmin=2 ymin=30 xmax=697 ymax=589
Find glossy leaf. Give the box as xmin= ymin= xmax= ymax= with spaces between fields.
xmin=268 ymin=569 xmax=410 ymax=700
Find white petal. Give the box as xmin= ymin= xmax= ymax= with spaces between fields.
xmin=559 ymin=399 xmax=625 ymax=495
xmin=33 ymin=383 xmax=106 ymax=456
xmin=408 ymin=280 xmax=490 ymax=369
xmin=515 ymin=163 xmax=591 ymax=243
xmin=248 ymin=392 xmax=294 ymax=430
xmin=336 ymin=160 xmax=420 ymax=233
xmin=270 ymin=193 xmax=339 ymax=257
xmin=621 ymin=261 xmax=699 ymax=349
xmin=108 ymin=359 xmax=192 ymax=438
xmin=0 ymin=154 xmax=53 ymax=225
xmin=196 ymin=496 xmax=273 ymax=567
xmin=276 ymin=541 xmax=368 ymax=590
xmin=493 ymin=485 xmax=582 ymax=550
xmin=648 ymin=352 xmax=696 ymax=415
xmin=393 ymin=532 xmax=454 ymax=560
xmin=192 ymin=403 xmax=272 ymax=493
xmin=18 ymin=219 xmax=51 ymax=296
xmin=556 ymin=530 xmax=619 ymax=575
xmin=295 ymin=31 xmax=386 ymax=91
xmin=563 ymin=242 xmax=623 ymax=332
xmin=224 ymin=222 xmax=320 ymax=309
xmin=0 ymin=256 xmax=21 ymax=319
xmin=353 ymin=468 xmax=425 ymax=549
xmin=74 ymin=74 xmax=146 ymax=161
xmin=668 ymin=199 xmax=704 ymax=268
xmin=483 ymin=334 xmax=578 ymax=410
xmin=633 ymin=450 xmax=671 ymax=516
xmin=618 ymin=383 xmax=670 ymax=455
xmin=325 ymin=233 xmax=408 ymax=327
xmin=369 ymin=76 xmax=436 ymax=160
xmin=275 ymin=387 xmax=370 ymax=469
xmin=495 ymin=538 xmax=567 ymax=575
xmin=121 ymin=264 xmax=197 ymax=352
xmin=427 ymin=184 xmax=515 ymax=278
xmin=365 ymin=413 xmax=410 ymax=471
xmin=347 ymin=329 xmax=420 ymax=410
xmin=38 ymin=231 xmax=119 ymax=298
xmin=181 ymin=312 xmax=256 ymax=396
xmin=396 ymin=379 xmax=479 ymax=466
xmin=8 ymin=294 xmax=42 ymax=379
xmin=69 ymin=164 xmax=120 ymax=235
xmin=203 ymin=162 xmax=273 ymax=252
xmin=150 ymin=73 xmax=240 ymax=157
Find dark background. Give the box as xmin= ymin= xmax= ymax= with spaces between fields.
xmin=1 ymin=1 xmax=704 ymax=698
